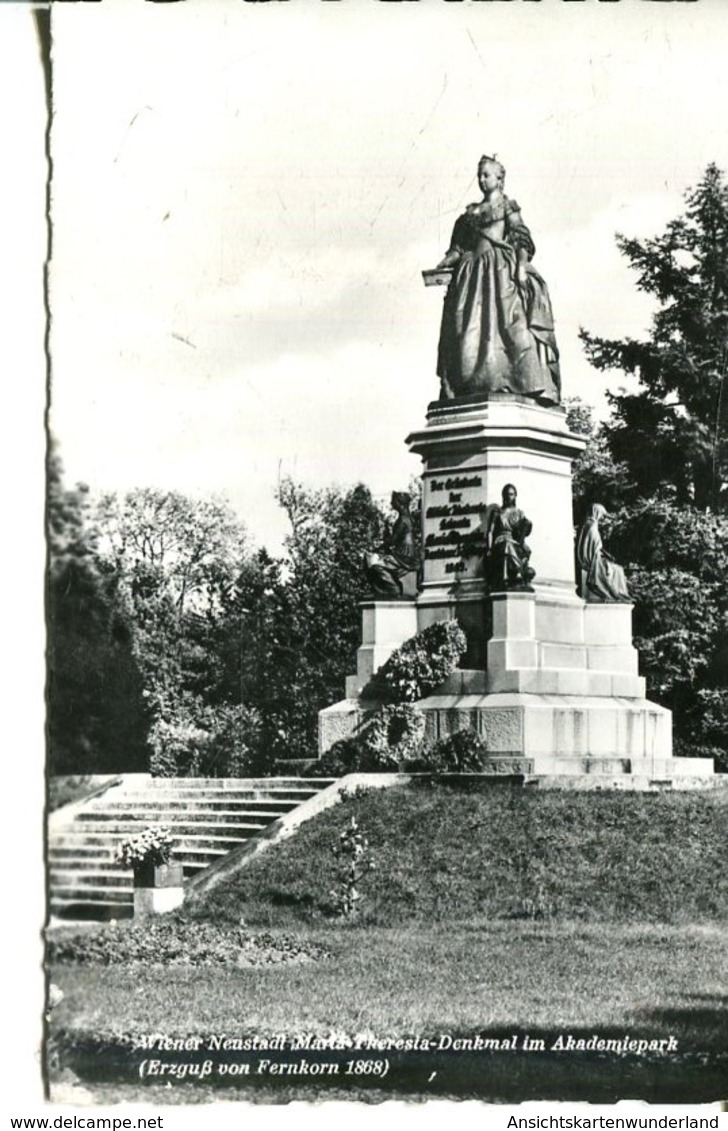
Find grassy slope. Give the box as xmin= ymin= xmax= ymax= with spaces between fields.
xmin=183 ymin=781 xmax=728 ymax=927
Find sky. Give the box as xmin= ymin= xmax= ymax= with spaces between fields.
xmin=48 ymin=0 xmax=728 ymax=559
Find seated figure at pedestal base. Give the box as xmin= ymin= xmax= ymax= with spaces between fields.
xmin=576 ymin=503 xmax=631 ymax=603
xmin=484 ymin=484 xmax=535 ymax=592
xmin=364 ymin=491 xmax=421 ymax=600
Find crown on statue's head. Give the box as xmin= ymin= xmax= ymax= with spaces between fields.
xmin=478 ymin=154 xmax=506 ymax=185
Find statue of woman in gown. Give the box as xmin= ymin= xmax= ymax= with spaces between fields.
xmin=429 ymin=156 xmax=561 ymax=404
xmin=576 ymin=504 xmax=631 ymax=603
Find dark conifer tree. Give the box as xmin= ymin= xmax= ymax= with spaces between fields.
xmin=581 ymin=164 xmax=728 ymax=511
xmin=47 ymin=447 xmax=149 ymax=774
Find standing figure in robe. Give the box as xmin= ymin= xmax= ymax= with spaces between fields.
xmin=433 ymin=155 xmax=561 ymax=404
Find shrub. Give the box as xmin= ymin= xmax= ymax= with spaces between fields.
xmin=149 ymin=718 xmax=203 ymax=777
xmin=309 ymin=735 xmax=368 ymax=778
xmin=149 ymin=703 xmax=262 ymax=778
xmin=196 ymin=704 xmax=263 ymax=777
xmin=309 ymin=704 xmax=424 ymax=776
xmin=330 ymin=816 xmax=375 ymax=917
xmin=604 ymin=504 xmax=728 ymax=765
xmin=367 ymin=620 xmax=467 ymax=704
xmin=419 ymin=728 xmax=490 ymax=772
xmin=46 ymin=919 xmax=329 ymax=967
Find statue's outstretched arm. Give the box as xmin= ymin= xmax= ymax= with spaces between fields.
xmin=436 ymin=247 xmax=462 ymax=269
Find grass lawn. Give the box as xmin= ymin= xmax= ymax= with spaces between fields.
xmin=50 ymin=921 xmax=727 ymax=1103
xmin=48 ymin=782 xmax=728 ymax=1103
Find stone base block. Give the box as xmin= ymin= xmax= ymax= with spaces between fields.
xmin=524 ymin=773 xmax=725 ymax=792
xmin=346 ymin=645 xmax=402 ymax=696
xmin=346 ymin=601 xmax=419 ymax=697
xmin=435 ymin=669 xmax=488 ymax=696
xmin=487 ymin=668 xmax=646 ymax=698
xmin=317 ymin=692 xmax=717 ymax=780
xmin=317 ymin=690 xmax=717 ymax=783
xmin=415 ymin=692 xmax=676 ymax=765
xmin=345 ymin=675 xmax=363 ymax=699
xmin=319 ymin=698 xmax=378 ymax=752
xmin=133 ymin=886 xmax=184 ymax=918
xmin=487 ymin=592 xmax=644 ymax=698
xmin=407 ymin=398 xmax=586 ymax=592
xmin=584 ymin=603 xmax=634 ymax=645
xmin=362 ymin=601 xmax=418 ymax=646
xmin=669 ymin=756 xmax=719 ymax=777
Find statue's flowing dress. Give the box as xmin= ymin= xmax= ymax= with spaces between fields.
xmin=437 ymin=198 xmax=560 ymax=402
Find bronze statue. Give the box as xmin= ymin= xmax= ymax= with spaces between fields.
xmin=576 ymin=504 xmax=631 ymax=603
xmin=484 ymin=484 xmax=535 ymax=592
xmin=424 ymin=155 xmax=560 ymax=404
xmin=364 ymin=492 xmax=420 ymax=600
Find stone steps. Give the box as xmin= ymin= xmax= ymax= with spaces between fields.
xmin=51 ymin=831 xmax=255 ymax=850
xmin=51 ymin=897 xmax=135 ymax=921
xmin=58 ymin=821 xmax=268 ymax=837
xmin=49 ymin=845 xmax=233 ymax=867
xmin=49 ymin=869 xmax=134 ymax=888
xmin=48 ymin=775 xmax=335 ymax=921
xmin=132 ymin=778 xmax=324 ymax=792
xmin=86 ymin=799 xmax=299 ymax=813
xmin=75 ymin=812 xmax=273 ymax=829
xmin=104 ymin=790 xmax=319 ymax=802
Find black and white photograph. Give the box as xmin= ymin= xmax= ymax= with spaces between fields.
xmin=5 ymin=0 xmax=728 ymax=1119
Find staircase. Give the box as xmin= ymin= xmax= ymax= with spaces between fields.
xmin=48 ymin=776 xmax=335 ymax=921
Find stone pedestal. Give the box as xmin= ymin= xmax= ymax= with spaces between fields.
xmin=133 ymin=885 xmax=185 ymax=917
xmin=407 ymin=395 xmax=586 ymax=600
xmin=487 ymin=592 xmax=645 ymax=698
xmin=318 ymin=395 xmax=716 ymax=783
xmin=345 ymin=601 xmax=418 ymax=698
xmin=132 ymin=863 xmax=184 ymax=918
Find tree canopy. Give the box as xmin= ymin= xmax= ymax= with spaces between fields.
xmin=577 ymin=165 xmax=728 ymax=767
xmin=47 ymin=450 xmax=149 ymax=774
xmin=50 ymin=472 xmax=392 ymax=776
xmin=580 ymin=164 xmax=728 ymax=512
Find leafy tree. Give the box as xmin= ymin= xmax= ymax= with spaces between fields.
xmin=148 ymin=700 xmax=262 ymax=778
xmin=92 ymin=488 xmax=253 ymax=776
xmin=207 ymin=483 xmax=391 ymax=766
xmin=271 ymin=478 xmax=390 ymax=760
xmin=212 ymin=548 xmax=299 ymax=770
xmin=567 ymin=447 xmax=728 ymax=771
xmin=47 ymin=448 xmax=149 ymax=774
xmin=565 ymin=397 xmax=635 ymax=521
xmin=95 ymin=488 xmax=247 ymax=616
xmin=578 ymin=167 xmax=728 ymax=767
xmin=580 ymin=164 xmax=728 ymax=511
xmin=604 ymin=502 xmax=728 ymax=766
